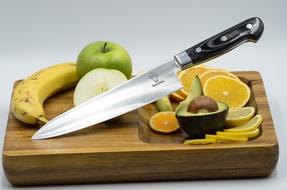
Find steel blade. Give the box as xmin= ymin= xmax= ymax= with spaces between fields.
xmin=32 ymin=59 xmax=182 ymax=139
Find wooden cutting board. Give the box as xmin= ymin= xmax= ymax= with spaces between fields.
xmin=2 ymin=71 xmax=279 ymax=186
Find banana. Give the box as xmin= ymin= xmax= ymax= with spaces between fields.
xmin=12 ymin=62 xmax=79 ymax=125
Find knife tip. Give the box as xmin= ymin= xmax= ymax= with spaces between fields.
xmin=31 ymin=134 xmax=40 ymax=140
xmin=31 ymin=130 xmax=45 ymax=140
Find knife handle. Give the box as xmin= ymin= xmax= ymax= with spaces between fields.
xmin=174 ymin=17 xmax=264 ymax=69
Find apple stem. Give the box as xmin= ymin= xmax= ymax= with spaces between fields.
xmin=103 ymin=42 xmax=107 ymax=53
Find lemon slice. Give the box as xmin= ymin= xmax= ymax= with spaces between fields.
xmin=184 ymin=138 xmax=216 ymax=145
xmin=224 ymin=114 xmax=263 ymax=132
xmin=217 ymin=128 xmax=260 ymax=138
xmin=206 ymin=134 xmax=248 ymax=142
xmin=225 ymin=107 xmax=256 ymax=127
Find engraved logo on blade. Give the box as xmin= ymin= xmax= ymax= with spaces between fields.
xmin=149 ymin=72 xmax=165 ymax=87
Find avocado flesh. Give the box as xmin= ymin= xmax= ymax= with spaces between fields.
xmin=156 ymin=96 xmax=173 ymax=112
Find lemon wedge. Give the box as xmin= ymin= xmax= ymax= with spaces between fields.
xmin=225 ymin=107 xmax=256 ymax=127
xmin=224 ymin=114 xmax=263 ymax=132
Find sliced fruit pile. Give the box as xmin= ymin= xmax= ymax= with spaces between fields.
xmin=170 ymin=65 xmax=210 ymax=101
xmin=149 ymin=66 xmax=263 ymax=145
xmin=170 ymin=65 xmax=251 ymax=109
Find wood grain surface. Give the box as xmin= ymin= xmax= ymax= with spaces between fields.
xmin=2 ymin=71 xmax=279 ymax=186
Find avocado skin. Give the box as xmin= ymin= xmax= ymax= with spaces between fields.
xmin=176 ymin=107 xmax=228 ymax=139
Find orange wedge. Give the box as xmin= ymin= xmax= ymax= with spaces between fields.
xmin=179 ymin=65 xmax=211 ymax=91
xmin=199 ymin=69 xmax=239 ymax=87
xmin=149 ymin=112 xmax=180 ymax=133
xmin=203 ymin=76 xmax=251 ymax=108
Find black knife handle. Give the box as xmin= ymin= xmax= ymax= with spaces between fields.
xmin=174 ymin=17 xmax=264 ymax=70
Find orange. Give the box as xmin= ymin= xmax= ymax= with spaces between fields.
xmin=170 ymin=89 xmax=188 ymax=102
xmin=203 ymin=76 xmax=251 ymax=108
xmin=179 ymin=65 xmax=211 ymax=91
xmin=177 ymin=89 xmax=188 ymax=97
xmin=169 ymin=92 xmax=185 ymax=102
xmin=149 ymin=112 xmax=180 ymax=133
xmin=199 ymin=69 xmax=239 ymax=87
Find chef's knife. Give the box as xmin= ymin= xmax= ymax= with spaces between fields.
xmin=32 ymin=17 xmax=264 ymax=139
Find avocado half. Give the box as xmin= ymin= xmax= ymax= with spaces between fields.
xmin=175 ymin=76 xmax=229 ymax=139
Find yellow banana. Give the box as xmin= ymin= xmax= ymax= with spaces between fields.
xmin=12 ymin=62 xmax=79 ymax=125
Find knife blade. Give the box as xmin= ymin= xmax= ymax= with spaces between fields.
xmin=32 ymin=17 xmax=264 ymax=139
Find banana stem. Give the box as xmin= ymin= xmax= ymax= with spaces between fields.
xmin=38 ymin=116 xmax=49 ymax=124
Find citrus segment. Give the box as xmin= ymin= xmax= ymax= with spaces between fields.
xmin=224 ymin=114 xmax=263 ymax=132
xmin=149 ymin=112 xmax=180 ymax=133
xmin=225 ymin=107 xmax=256 ymax=127
xmin=203 ymin=76 xmax=251 ymax=108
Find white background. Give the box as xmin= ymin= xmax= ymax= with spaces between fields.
xmin=0 ymin=0 xmax=286 ymax=189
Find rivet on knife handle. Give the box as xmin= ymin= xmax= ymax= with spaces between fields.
xmin=174 ymin=17 xmax=264 ymax=70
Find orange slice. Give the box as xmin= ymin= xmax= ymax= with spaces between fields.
xmin=179 ymin=65 xmax=211 ymax=91
xmin=178 ymin=89 xmax=188 ymax=97
xmin=170 ymin=93 xmax=185 ymax=102
xmin=149 ymin=112 xmax=180 ymax=133
xmin=203 ymin=76 xmax=251 ymax=108
xmin=199 ymin=69 xmax=239 ymax=87
xmin=170 ymin=89 xmax=188 ymax=102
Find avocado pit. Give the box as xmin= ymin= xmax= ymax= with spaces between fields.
xmin=188 ymin=96 xmax=219 ymax=114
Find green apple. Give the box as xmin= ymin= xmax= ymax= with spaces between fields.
xmin=73 ymin=68 xmax=127 ymax=106
xmin=76 ymin=41 xmax=132 ymax=79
